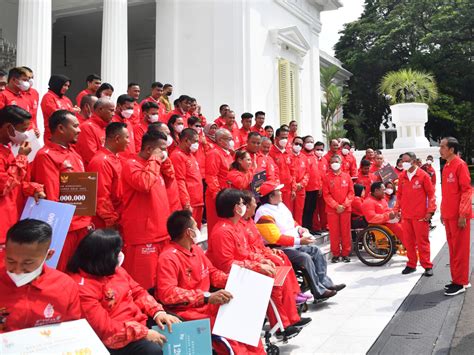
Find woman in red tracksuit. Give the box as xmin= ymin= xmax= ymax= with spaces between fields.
xmin=323 ymin=155 xmax=355 ymax=263
xmin=227 ymin=150 xmax=254 ymax=190
xmin=68 ymin=229 xmax=180 ymax=355
xmin=289 ymin=136 xmax=310 ymax=225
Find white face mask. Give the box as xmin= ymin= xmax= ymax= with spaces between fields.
xmin=28 ymin=78 xmax=34 ymax=87
xmin=161 ymin=150 xmax=168 ymax=162
xmin=166 ymin=135 xmax=173 ymax=147
xmin=304 ymin=142 xmax=314 ymax=151
xmin=195 ymin=127 xmax=203 ymax=134
xmin=148 ymin=114 xmax=159 ymax=123
xmin=9 ymin=127 xmax=28 ymax=145
xmin=426 ymin=160 xmax=433 ymax=165
xmin=117 ymin=251 xmax=125 ymax=267
xmin=17 ymin=80 xmax=30 ymax=91
xmin=228 ymin=139 xmax=235 ymax=150
xmin=402 ymin=162 xmax=412 ymax=170
xmin=121 ymin=109 xmax=134 ymax=119
xmin=175 ymin=124 xmax=184 ymax=133
xmin=315 ymin=150 xmax=324 ymax=157
xmin=278 ymin=139 xmax=288 ymax=149
xmin=190 ymin=142 xmax=199 ymax=153
xmin=341 ymin=148 xmax=350 ymax=156
xmin=236 ymin=204 xmax=247 ymax=217
xmin=191 ymin=228 xmax=201 ymax=244
xmin=7 ymin=251 xmax=49 ymax=287
xmin=331 ymin=162 xmax=341 ymax=171
xmin=292 ymin=145 xmax=302 ymax=154
xmin=385 ymin=188 xmax=394 ymax=195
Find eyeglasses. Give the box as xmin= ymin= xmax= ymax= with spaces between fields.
xmin=315 ymin=149 xmax=324 ymax=151
xmin=194 ymin=125 xmax=202 ymax=128
xmin=293 ymin=143 xmax=303 ymax=147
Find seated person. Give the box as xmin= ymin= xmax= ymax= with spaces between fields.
xmin=0 ymin=219 xmax=81 ymax=333
xmin=254 ymin=181 xmax=345 ymax=302
xmin=356 ymin=159 xmax=378 ymax=193
xmin=384 ymin=181 xmax=397 ymax=208
xmin=68 ymin=229 xmax=180 ymax=355
xmin=227 ymin=150 xmax=254 ymax=190
xmin=206 ymin=189 xmax=309 ymax=339
xmin=240 ymin=190 xmax=313 ymax=304
xmin=156 ymin=210 xmax=266 ymax=354
xmin=362 ymin=182 xmax=406 ymax=247
xmin=351 ymin=184 xmax=368 ymax=229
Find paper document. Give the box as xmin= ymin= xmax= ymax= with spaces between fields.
xmin=213 ymin=264 xmax=273 ymax=346
xmin=11 ymin=129 xmax=43 ymax=163
xmin=153 ymin=319 xmax=212 ymax=355
xmin=274 ymin=266 xmax=292 ymax=287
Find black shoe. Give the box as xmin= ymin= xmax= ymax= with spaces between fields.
xmin=342 ymin=256 xmax=351 ymax=263
xmin=331 ymin=256 xmax=340 ymax=263
xmin=402 ymin=266 xmax=416 ymax=275
xmin=293 ymin=317 xmax=312 ymax=329
xmin=444 ymin=282 xmax=453 ymax=290
xmin=314 ymin=289 xmax=337 ymax=300
xmin=276 ymin=325 xmax=301 ymax=340
xmin=423 ymin=268 xmax=434 ymax=277
xmin=444 ymin=284 xmax=466 ymax=296
xmin=328 ymin=284 xmax=346 ymax=292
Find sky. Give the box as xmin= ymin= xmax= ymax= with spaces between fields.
xmin=319 ymin=0 xmax=366 ymax=57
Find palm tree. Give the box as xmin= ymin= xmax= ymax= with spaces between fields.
xmin=321 ymin=65 xmax=346 ymax=144
xmin=379 ymin=69 xmax=438 ymax=105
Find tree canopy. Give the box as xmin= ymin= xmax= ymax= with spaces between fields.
xmin=335 ymin=0 xmax=473 ymax=160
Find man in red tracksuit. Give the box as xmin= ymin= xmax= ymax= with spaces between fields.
xmin=170 ymin=128 xmax=204 ymax=228
xmin=156 ymin=210 xmax=266 ymax=354
xmin=31 ymin=110 xmax=92 ymax=271
xmin=134 ymin=102 xmax=159 ymax=152
xmin=421 ymin=155 xmax=436 ymax=186
xmin=356 ymin=159 xmax=378 ymax=196
xmin=340 ymin=140 xmax=358 ymax=179
xmin=323 ymin=154 xmax=354 ymax=263
xmin=214 ymin=104 xmax=231 ymax=128
xmin=251 ymin=111 xmax=266 ymax=135
xmin=302 ymin=136 xmax=322 ymax=231
xmin=395 ymin=152 xmax=436 ymax=276
xmin=111 ymin=94 xmax=137 ymax=157
xmin=0 ymin=106 xmax=44 ymax=245
xmin=0 ymin=219 xmax=82 ymax=333
xmin=238 ymin=112 xmax=252 ymax=148
xmin=75 ymin=98 xmax=115 ymax=166
xmin=247 ymin=135 xmax=279 ymax=184
xmin=439 ymin=137 xmax=472 ymax=296
xmin=362 ymin=181 xmax=406 ymax=246
xmin=75 ymin=74 xmax=101 ymax=106
xmin=120 ymin=131 xmax=171 ymax=289
xmin=314 ymin=141 xmax=328 ymax=231
xmin=323 ymin=139 xmax=341 ymax=165
xmin=21 ymin=66 xmax=40 ymax=135
xmin=140 ymin=81 xmax=167 ymax=120
xmin=289 ymin=136 xmax=309 ymax=225
xmin=204 ymin=128 xmax=234 ymax=234
xmin=370 ymin=152 xmax=385 ymax=174
xmin=0 ymin=68 xmax=34 ymax=126
xmin=270 ymin=127 xmax=294 ymax=209
xmin=87 ymin=122 xmax=129 ymax=229
xmin=223 ymin=110 xmax=242 ymax=148
xmin=127 ymin=83 xmax=142 ymax=127
xmin=164 ymin=95 xmax=191 ymax=125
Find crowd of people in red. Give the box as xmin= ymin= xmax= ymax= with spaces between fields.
xmin=0 ymin=67 xmax=471 ymax=354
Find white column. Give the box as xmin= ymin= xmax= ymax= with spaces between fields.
xmin=309 ymin=26 xmax=323 ymax=141
xmin=381 ymin=130 xmax=386 ymax=149
xmin=155 ymin=0 xmax=178 ymax=86
xmin=101 ymin=0 xmax=128 ymax=98
xmin=16 ymin=0 xmax=52 ymax=135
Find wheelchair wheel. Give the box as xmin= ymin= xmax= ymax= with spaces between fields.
xmin=355 ymin=226 xmax=395 ymax=266
xmin=266 ymin=344 xmax=280 ymax=355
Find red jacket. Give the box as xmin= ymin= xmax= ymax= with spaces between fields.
xmin=227 ymin=169 xmax=254 ymax=191
xmin=206 ymin=219 xmax=263 ymax=274
xmin=133 ymin=120 xmax=148 ymax=153
xmin=120 ymin=154 xmax=170 ymax=244
xmin=421 ymin=163 xmax=436 ymax=186
xmin=193 ymin=137 xmax=207 ymax=177
xmin=160 ymin=158 xmax=182 ymax=211
xmin=165 ymin=108 xmax=190 ymax=125
xmin=111 ymin=114 xmax=136 ymax=157
xmin=0 ymin=266 xmax=81 ymax=333
xmin=71 ymin=267 xmax=164 ymax=349
xmin=24 ymin=88 xmax=40 ymax=130
xmin=269 ymin=145 xmax=293 ymax=191
xmin=250 ymin=125 xmax=265 ymax=135
xmin=75 ymin=115 xmax=108 ymax=166
xmin=87 ymin=147 xmax=122 ymax=228
xmin=323 ymin=150 xmax=341 ymax=165
xmin=129 ymin=102 xmax=141 ymax=127
xmin=0 ymin=87 xmax=31 ymax=112
xmin=214 ymin=116 xmax=238 ymax=131
xmin=140 ymin=96 xmax=167 ymax=120
xmin=362 ymin=195 xmax=392 ymax=224
xmin=341 ymin=153 xmax=358 ymax=178
xmin=395 ymin=168 xmax=436 ymax=219
xmin=355 ymin=171 xmax=377 ymax=195
xmin=441 ymin=156 xmax=472 ymax=220
xmin=351 ymin=196 xmax=364 ymax=217
xmin=225 ymin=126 xmax=242 ymax=149
xmin=75 ymin=89 xmax=94 ymax=107
xmin=290 ymin=152 xmax=309 ymax=193
xmin=41 ymin=90 xmax=74 ymax=142
xmin=302 ymin=150 xmax=322 ymax=191
xmin=170 ymin=148 xmax=203 ymax=208
xmin=317 ymin=156 xmax=328 ymax=177
xmin=248 ymin=151 xmax=279 ymax=184
xmin=31 ymin=141 xmax=91 ymax=231
xmin=205 ymin=145 xmax=233 ymax=199
xmin=322 ymin=170 xmax=354 ymax=213
xmin=0 ymin=145 xmax=43 ymax=244
xmin=238 ymin=127 xmax=250 ymax=148
xmin=156 ymin=242 xmax=227 ymax=316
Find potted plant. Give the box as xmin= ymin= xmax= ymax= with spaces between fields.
xmin=379 ymin=69 xmax=438 ymax=149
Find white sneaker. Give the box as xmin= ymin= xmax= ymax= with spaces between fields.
xmin=464 ymin=283 xmax=471 ymax=289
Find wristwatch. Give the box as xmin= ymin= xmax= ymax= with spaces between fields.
xmin=203 ymin=292 xmax=211 ymax=304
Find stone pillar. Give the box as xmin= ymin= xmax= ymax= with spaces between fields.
xmin=381 ymin=130 xmax=386 ymax=149
xmin=310 ymin=25 xmax=323 ymax=141
xmin=101 ymin=0 xmax=128 ymax=98
xmin=17 ymin=0 xmax=52 ymax=135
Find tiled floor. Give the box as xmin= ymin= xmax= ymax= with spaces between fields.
xmin=278 ymin=214 xmax=446 ymax=355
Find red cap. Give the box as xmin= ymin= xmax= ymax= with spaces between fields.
xmin=259 ymin=181 xmax=284 ymax=197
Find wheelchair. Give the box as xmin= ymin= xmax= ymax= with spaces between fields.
xmin=354 ymin=224 xmax=406 ymax=266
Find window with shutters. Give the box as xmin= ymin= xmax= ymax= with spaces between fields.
xmin=278 ymin=59 xmax=300 ymax=126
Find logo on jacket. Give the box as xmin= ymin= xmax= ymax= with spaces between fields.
xmin=447 ymin=172 xmax=455 ymax=183
xmin=341 ymin=180 xmax=348 ymax=187
xmin=413 ymin=180 xmax=421 ymax=189
xmin=104 ymin=288 xmax=116 ymax=309
xmin=44 ymin=303 xmax=55 ymax=318
xmin=63 ymin=160 xmax=73 ymax=171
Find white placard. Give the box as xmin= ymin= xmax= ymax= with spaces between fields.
xmin=0 ymin=319 xmax=109 ymax=354
xmin=212 ymin=264 xmax=273 ymax=347
xmin=11 ymin=129 xmax=43 ymax=162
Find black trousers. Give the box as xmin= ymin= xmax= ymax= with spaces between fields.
xmin=108 ymin=339 xmax=163 ymax=355
xmin=302 ymin=190 xmax=318 ymax=230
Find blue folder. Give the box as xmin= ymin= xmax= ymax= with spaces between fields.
xmin=153 ymin=318 xmax=212 ymax=355
xmin=20 ymin=197 xmax=76 ymax=268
